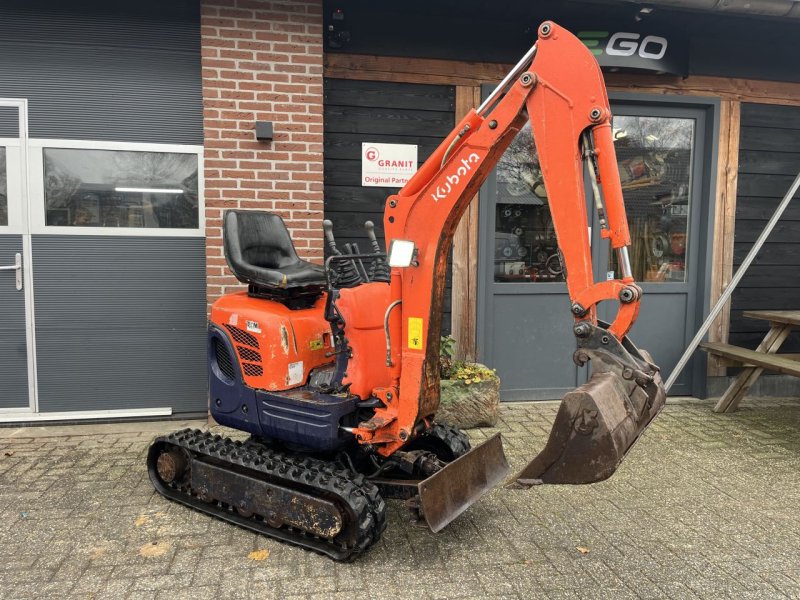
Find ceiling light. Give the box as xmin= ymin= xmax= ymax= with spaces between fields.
xmin=115 ymin=187 xmax=183 ymax=194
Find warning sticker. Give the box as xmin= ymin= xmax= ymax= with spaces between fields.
xmin=246 ymin=320 xmax=261 ymax=334
xmin=309 ymin=339 xmax=324 ymax=351
xmin=288 ymin=361 xmax=304 ymax=386
xmin=408 ymin=317 xmax=424 ymax=350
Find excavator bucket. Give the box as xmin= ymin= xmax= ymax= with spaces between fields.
xmin=513 ymin=349 xmax=666 ymax=486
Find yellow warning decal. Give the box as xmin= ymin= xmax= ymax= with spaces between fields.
xmin=408 ymin=317 xmax=424 ymax=350
xmin=309 ymin=339 xmax=323 ymax=351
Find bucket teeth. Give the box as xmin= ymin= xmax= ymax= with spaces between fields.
xmin=512 ymin=348 xmax=666 ymax=487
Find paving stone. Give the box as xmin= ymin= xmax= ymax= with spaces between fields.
xmin=0 ymin=398 xmax=798 ymax=599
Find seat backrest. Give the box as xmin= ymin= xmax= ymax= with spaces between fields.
xmin=224 ymin=210 xmax=300 ymax=271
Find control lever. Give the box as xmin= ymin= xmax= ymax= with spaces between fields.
xmin=323 ymin=219 xmax=363 ymax=287
xmin=345 ymin=242 xmax=370 ymax=282
xmin=364 ymin=221 xmax=390 ymax=282
xmin=323 ymin=219 xmax=341 ymax=256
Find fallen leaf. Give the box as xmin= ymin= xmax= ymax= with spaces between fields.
xmin=89 ymin=547 xmax=108 ymax=560
xmin=247 ymin=549 xmax=270 ymax=561
xmin=576 ymin=546 xmax=590 ymax=554
xmin=134 ymin=515 xmax=150 ymax=527
xmin=4 ymin=451 xmax=14 ymax=457
xmin=139 ymin=541 xmax=169 ymax=558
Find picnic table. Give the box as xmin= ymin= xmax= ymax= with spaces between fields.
xmin=701 ymin=310 xmax=800 ymax=413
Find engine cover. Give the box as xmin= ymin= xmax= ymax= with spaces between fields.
xmin=209 ymin=291 xmax=333 ymax=392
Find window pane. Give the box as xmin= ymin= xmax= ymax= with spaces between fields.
xmin=610 ymin=116 xmax=695 ymax=283
xmin=494 ymin=123 xmax=564 ymax=283
xmin=0 ymin=147 xmax=7 ymax=226
xmin=44 ymin=148 xmax=199 ymax=229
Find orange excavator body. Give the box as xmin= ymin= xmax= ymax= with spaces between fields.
xmin=149 ymin=21 xmax=667 ymax=561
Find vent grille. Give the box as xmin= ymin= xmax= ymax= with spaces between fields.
xmin=213 ymin=338 xmax=235 ymax=380
xmin=242 ymin=363 xmax=263 ymax=377
xmin=237 ymin=346 xmax=262 ymax=362
xmin=224 ymin=324 xmax=259 ymax=348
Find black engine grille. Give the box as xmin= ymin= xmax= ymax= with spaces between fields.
xmin=213 ymin=337 xmax=235 ymax=380
xmin=224 ymin=324 xmax=259 ymax=349
xmin=242 ymin=363 xmax=264 ymax=377
xmin=237 ymin=346 xmax=262 ymax=362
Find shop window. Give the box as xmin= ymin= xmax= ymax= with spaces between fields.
xmin=0 ymin=147 xmax=7 ymax=226
xmin=493 ymin=123 xmax=563 ymax=283
xmin=43 ymin=148 xmax=199 ymax=229
xmin=493 ymin=116 xmax=694 ymax=284
xmin=610 ymin=116 xmax=694 ymax=283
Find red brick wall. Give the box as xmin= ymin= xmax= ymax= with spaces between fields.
xmin=201 ymin=0 xmax=324 ymax=303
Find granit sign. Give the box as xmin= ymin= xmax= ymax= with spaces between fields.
xmin=361 ymin=142 xmax=418 ymax=188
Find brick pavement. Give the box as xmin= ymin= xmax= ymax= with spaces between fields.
xmin=0 ymin=398 xmax=798 ymax=599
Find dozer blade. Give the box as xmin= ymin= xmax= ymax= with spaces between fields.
xmin=418 ymin=433 xmax=510 ymax=532
xmin=513 ymin=349 xmax=666 ymax=487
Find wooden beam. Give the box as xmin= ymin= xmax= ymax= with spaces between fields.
xmin=324 ymin=54 xmax=508 ymax=86
xmin=606 ymin=73 xmax=800 ymax=106
xmin=702 ymin=337 xmax=800 ymax=378
xmin=707 ymin=100 xmax=741 ymax=376
xmin=326 ymin=53 xmax=800 ymax=106
xmin=451 ymin=85 xmax=481 ymax=362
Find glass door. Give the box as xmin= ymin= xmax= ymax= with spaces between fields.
xmin=596 ymin=105 xmax=707 ymax=395
xmin=479 ymin=97 xmax=709 ymax=399
xmin=478 ymin=119 xmax=588 ymax=400
xmin=0 ymin=99 xmax=34 ymax=412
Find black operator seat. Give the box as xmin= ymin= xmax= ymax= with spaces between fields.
xmin=223 ymin=210 xmax=326 ymax=306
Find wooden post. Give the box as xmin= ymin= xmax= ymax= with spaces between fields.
xmin=707 ymin=100 xmax=741 ymax=376
xmin=451 ymin=85 xmax=481 ymax=362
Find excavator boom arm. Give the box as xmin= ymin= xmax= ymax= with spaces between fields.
xmin=355 ymin=23 xmax=666 ymax=481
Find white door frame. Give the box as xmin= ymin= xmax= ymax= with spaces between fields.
xmin=0 ymin=98 xmax=38 ymax=414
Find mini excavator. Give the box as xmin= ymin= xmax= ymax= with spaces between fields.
xmin=147 ymin=22 xmax=667 ymax=560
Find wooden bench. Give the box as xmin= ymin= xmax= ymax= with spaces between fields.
xmin=700 ymin=310 xmax=800 ymax=413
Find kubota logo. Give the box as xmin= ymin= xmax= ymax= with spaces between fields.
xmin=578 ymin=31 xmax=668 ymax=61
xmin=431 ymin=152 xmax=481 ymax=203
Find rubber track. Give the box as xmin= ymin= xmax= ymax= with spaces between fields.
xmin=147 ymin=428 xmax=386 ymax=561
xmin=427 ymin=423 xmax=472 ymax=459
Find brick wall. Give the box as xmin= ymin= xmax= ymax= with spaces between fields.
xmin=201 ymin=0 xmax=324 ymax=303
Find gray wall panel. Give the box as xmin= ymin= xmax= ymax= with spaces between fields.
xmin=32 ymin=235 xmax=207 ymax=413
xmin=0 ymin=235 xmax=29 ymax=409
xmin=0 ymin=1 xmax=201 ymax=144
xmin=730 ymin=103 xmax=800 ymax=355
xmin=0 ymin=107 xmax=19 ymax=138
xmin=490 ymin=293 xmax=579 ymax=401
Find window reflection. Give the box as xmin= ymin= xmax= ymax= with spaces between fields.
xmin=0 ymin=147 xmax=7 ymax=226
xmin=494 ymin=123 xmax=564 ymax=283
xmin=611 ymin=116 xmax=694 ymax=282
xmin=44 ymin=148 xmax=199 ymax=229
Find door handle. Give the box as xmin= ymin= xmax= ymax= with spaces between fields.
xmin=0 ymin=253 xmax=22 ymax=290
